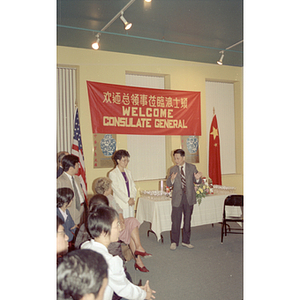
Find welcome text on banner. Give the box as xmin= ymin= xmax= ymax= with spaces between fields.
xmin=87 ymin=81 xmax=201 ymax=136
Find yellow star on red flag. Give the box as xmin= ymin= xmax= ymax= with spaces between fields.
xmin=210 ymin=126 xmax=218 ymax=140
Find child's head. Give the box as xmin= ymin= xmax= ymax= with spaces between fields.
xmin=57 ymin=249 xmax=108 ymax=300
xmin=57 ymin=188 xmax=74 ymax=208
xmin=87 ymin=205 xmax=119 ymax=241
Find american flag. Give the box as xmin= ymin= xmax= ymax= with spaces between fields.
xmin=71 ymin=108 xmax=88 ymax=203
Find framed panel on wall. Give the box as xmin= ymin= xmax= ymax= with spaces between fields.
xmin=93 ymin=134 xmax=116 ymax=168
xmin=181 ymin=136 xmax=199 ymax=163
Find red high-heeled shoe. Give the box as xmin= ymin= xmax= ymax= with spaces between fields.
xmin=134 ymin=263 xmax=149 ymax=272
xmin=134 ymin=250 xmax=152 ymax=257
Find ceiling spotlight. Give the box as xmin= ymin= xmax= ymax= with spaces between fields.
xmin=120 ymin=11 xmax=132 ymax=30
xmin=217 ymin=51 xmax=224 ymax=65
xmin=92 ymin=34 xmax=100 ymax=50
xmin=145 ymin=0 xmax=152 ymax=2
xmin=217 ymin=40 xmax=243 ymax=65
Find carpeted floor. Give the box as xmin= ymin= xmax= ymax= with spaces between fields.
xmin=126 ymin=221 xmax=243 ymax=300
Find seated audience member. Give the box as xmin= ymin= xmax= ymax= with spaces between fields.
xmin=81 ymin=206 xmax=156 ymax=300
xmin=76 ymin=194 xmax=126 ymax=264
xmin=57 ymin=188 xmax=78 ymax=242
xmin=57 ymin=154 xmax=85 ymax=225
xmin=57 ymin=151 xmax=68 ymax=178
xmin=76 ymin=195 xmax=130 ymax=300
xmin=94 ymin=177 xmax=151 ymax=272
xmin=57 ymin=249 xmax=108 ymax=300
xmin=75 ymin=195 xmax=109 ymax=249
xmin=57 ymin=216 xmax=69 ymax=256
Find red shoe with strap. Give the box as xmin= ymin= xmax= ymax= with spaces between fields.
xmin=134 ymin=250 xmax=152 ymax=257
xmin=134 ymin=263 xmax=149 ymax=272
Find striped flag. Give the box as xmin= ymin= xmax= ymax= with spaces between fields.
xmin=71 ymin=108 xmax=88 ymax=203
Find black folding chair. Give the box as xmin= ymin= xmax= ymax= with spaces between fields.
xmin=221 ymin=195 xmax=243 ymax=243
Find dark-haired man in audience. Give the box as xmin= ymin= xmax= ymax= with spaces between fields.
xmin=57 ymin=154 xmax=85 ymax=225
xmin=57 ymin=249 xmax=108 ymax=300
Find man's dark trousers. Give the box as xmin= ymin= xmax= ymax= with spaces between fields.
xmin=171 ymin=192 xmax=194 ymax=245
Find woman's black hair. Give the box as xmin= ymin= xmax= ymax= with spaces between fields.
xmin=89 ymin=194 xmax=109 ymax=212
xmin=57 ymin=188 xmax=74 ymax=208
xmin=87 ymin=205 xmax=119 ymax=239
xmin=112 ymin=149 xmax=130 ymax=165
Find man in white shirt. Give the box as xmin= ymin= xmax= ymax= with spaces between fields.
xmin=57 ymin=154 xmax=85 ymax=225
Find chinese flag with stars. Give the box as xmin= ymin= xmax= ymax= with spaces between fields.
xmin=209 ymin=114 xmax=222 ymax=185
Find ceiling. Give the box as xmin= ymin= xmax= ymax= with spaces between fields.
xmin=57 ymin=0 xmax=243 ymax=67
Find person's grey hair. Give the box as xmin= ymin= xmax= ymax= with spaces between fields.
xmin=94 ymin=177 xmax=112 ymax=195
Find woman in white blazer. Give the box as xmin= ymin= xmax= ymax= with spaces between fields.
xmin=109 ymin=150 xmax=152 ymax=272
xmin=109 ymin=150 xmax=137 ymax=219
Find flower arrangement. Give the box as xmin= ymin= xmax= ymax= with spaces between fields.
xmin=195 ymin=180 xmax=211 ymax=205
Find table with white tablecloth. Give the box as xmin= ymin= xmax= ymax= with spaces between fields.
xmin=136 ymin=194 xmax=241 ymax=242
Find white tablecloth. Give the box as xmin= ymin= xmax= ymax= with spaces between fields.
xmin=136 ymin=194 xmax=241 ymax=241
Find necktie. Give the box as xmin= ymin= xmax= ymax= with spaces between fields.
xmin=181 ymin=166 xmax=186 ymax=192
xmin=72 ymin=176 xmax=81 ymax=211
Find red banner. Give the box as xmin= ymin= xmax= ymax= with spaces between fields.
xmin=87 ymin=81 xmax=201 ymax=136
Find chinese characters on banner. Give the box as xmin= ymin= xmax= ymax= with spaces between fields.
xmin=87 ymin=81 xmax=201 ymax=136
